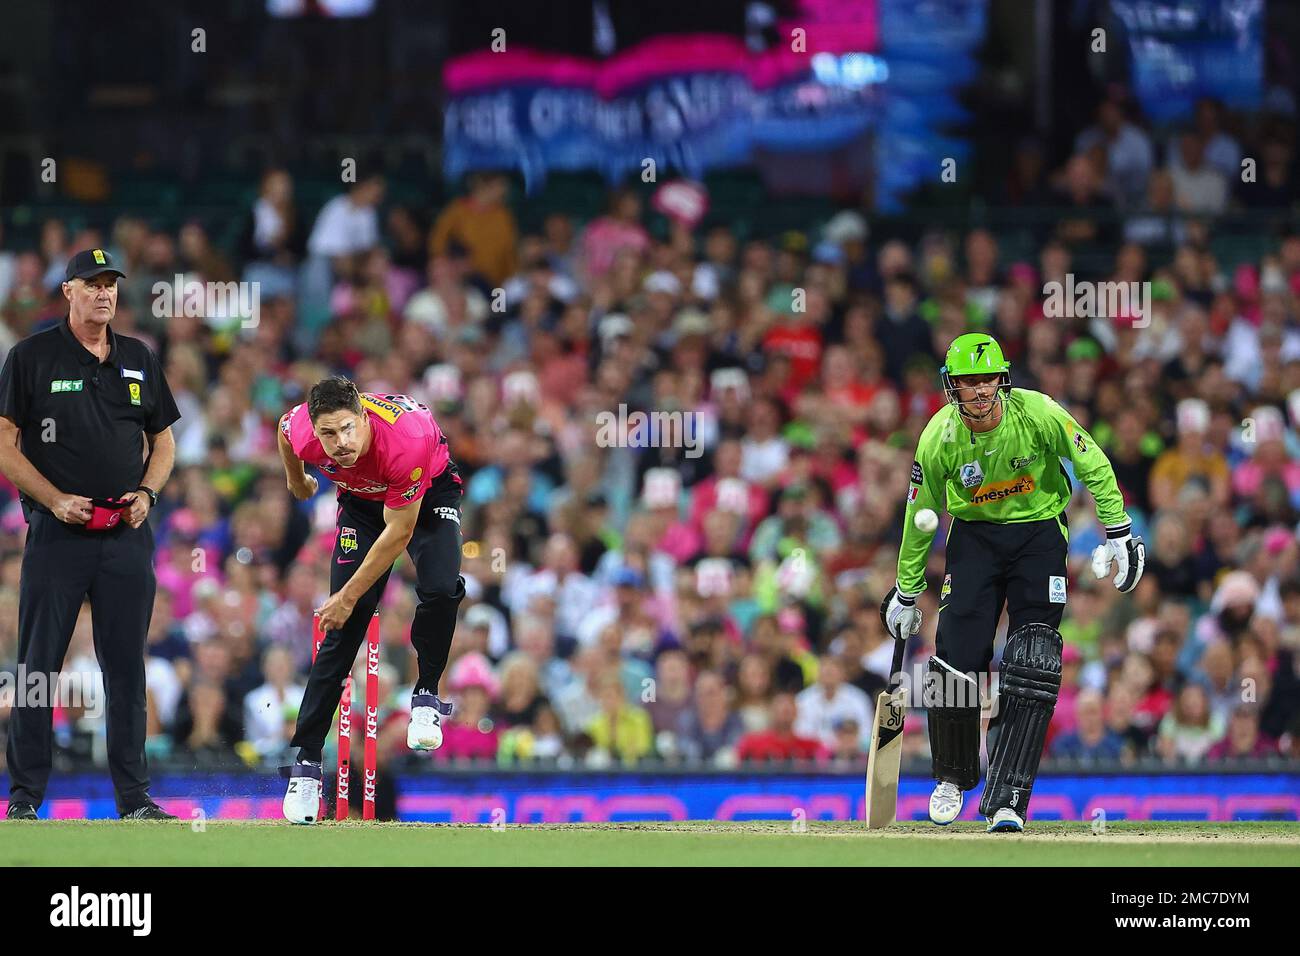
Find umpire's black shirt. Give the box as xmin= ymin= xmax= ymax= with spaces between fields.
xmin=0 ymin=317 xmax=180 ymax=509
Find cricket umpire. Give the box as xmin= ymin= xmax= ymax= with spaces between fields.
xmin=0 ymin=249 xmax=180 ymax=820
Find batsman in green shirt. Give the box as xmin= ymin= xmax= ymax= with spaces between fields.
xmin=879 ymin=333 xmax=1145 ymax=832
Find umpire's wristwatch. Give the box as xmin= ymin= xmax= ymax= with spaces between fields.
xmin=136 ymin=485 xmax=159 ymax=508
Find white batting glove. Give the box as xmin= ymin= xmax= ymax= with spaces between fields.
xmin=879 ymin=584 xmax=923 ymax=642
xmin=1091 ymin=522 xmax=1146 ymax=594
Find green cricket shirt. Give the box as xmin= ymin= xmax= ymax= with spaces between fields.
xmin=896 ymin=388 xmax=1128 ymax=594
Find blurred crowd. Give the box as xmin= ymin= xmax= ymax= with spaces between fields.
xmin=1 ymin=95 xmax=1299 ymax=775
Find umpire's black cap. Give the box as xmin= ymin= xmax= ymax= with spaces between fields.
xmin=64 ymin=248 xmax=126 ymax=282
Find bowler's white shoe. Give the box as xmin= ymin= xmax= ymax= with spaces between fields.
xmin=282 ymin=761 xmax=322 ymax=825
xmin=987 ymin=807 xmax=1025 ymax=833
xmin=929 ymin=781 xmax=963 ymax=826
xmin=407 ymin=692 xmax=454 ymax=751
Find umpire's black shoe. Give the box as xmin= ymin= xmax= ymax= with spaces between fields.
xmin=6 ymin=802 xmax=38 ymax=820
xmin=120 ymin=801 xmax=177 ymax=821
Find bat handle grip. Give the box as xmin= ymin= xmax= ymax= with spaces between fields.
xmin=886 ymin=636 xmax=908 ymax=694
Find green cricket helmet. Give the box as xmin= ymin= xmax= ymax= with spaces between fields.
xmin=940 ymin=333 xmax=1012 ymax=419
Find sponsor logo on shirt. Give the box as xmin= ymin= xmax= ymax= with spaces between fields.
xmin=336 ymin=481 xmax=386 ymax=494
xmin=1009 ymin=454 xmax=1038 ymax=470
xmin=907 ymin=485 xmax=919 ymax=503
xmin=50 ymin=379 xmax=83 ymax=393
xmin=959 ymin=461 xmax=984 ymax=489
xmin=969 ymin=475 xmax=1036 ymax=505
xmin=910 ymin=460 xmax=923 ymax=485
xmin=361 ymin=394 xmax=410 ymax=424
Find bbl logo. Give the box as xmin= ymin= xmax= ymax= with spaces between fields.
xmin=128 ymin=382 xmax=141 ymax=406
xmin=941 ymin=573 xmax=952 ymax=599
xmin=339 ymin=527 xmax=358 ymax=554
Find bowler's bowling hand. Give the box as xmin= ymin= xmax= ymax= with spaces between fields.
xmin=51 ymin=493 xmax=94 ymax=525
xmin=315 ymin=591 xmax=356 ymax=633
xmin=125 ymin=493 xmax=151 ymax=529
xmin=288 ymin=474 xmax=318 ymax=501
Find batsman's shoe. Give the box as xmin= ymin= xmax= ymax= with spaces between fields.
xmin=408 ymin=691 xmax=454 ymax=751
xmin=282 ymin=761 xmax=323 ymax=824
xmin=986 ymin=807 xmax=1025 ymax=833
xmin=928 ymin=781 xmax=963 ymax=826
xmin=120 ymin=800 xmax=177 ymax=821
xmin=6 ymin=801 xmax=38 ymax=820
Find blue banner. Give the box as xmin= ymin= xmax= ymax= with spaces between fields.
xmin=14 ymin=770 xmax=1298 ymax=822
xmin=1111 ymin=0 xmax=1264 ymax=122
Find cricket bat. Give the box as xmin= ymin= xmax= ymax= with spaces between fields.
xmin=864 ymin=636 xmax=909 ymax=829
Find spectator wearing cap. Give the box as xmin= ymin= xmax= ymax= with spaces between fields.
xmin=748 ymin=482 xmax=841 ymax=565
xmin=435 ymin=652 xmax=501 ymax=761
xmin=686 ymin=439 xmax=768 ymax=547
xmin=577 ymin=565 xmax=661 ymax=652
xmin=1232 ymin=407 xmax=1300 ymax=505
xmin=0 ymin=249 xmax=180 ymax=820
xmin=1149 ymin=399 xmax=1229 ymax=511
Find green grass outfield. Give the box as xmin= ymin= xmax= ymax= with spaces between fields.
xmin=3 ymin=819 xmax=1299 ymax=865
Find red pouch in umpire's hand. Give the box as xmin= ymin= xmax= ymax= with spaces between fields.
xmin=85 ymin=496 xmax=133 ymax=531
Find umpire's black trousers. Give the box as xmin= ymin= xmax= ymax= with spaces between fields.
xmin=291 ymin=465 xmax=465 ymax=760
xmin=8 ymin=509 xmax=156 ymax=812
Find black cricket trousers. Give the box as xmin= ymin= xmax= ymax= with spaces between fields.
xmin=934 ymin=514 xmax=1069 ymax=679
xmin=291 ymin=464 xmax=465 ymax=760
xmin=8 ymin=510 xmax=156 ymax=812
